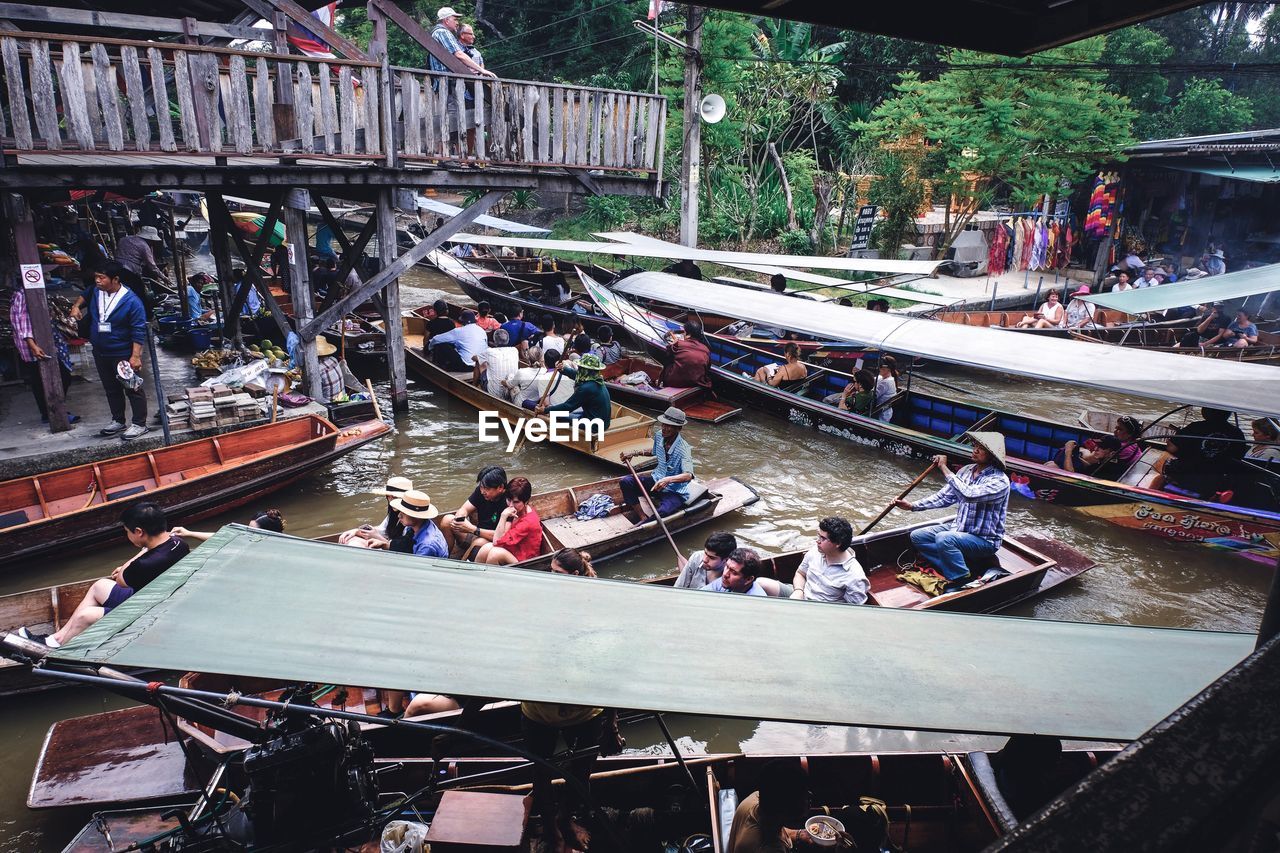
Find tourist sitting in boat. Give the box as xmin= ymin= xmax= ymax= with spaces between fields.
xmin=661 ymin=320 xmax=713 ymax=391
xmin=538 ymin=354 xmax=612 ymax=429
xmin=727 ymin=758 xmax=811 ymax=853
xmin=1111 ymin=415 xmax=1145 ymax=471
xmin=874 ymin=356 xmax=900 ymax=422
xmin=1052 ymin=435 xmax=1122 ymax=475
xmin=474 ymin=301 xmax=501 ymax=333
xmin=1149 ymin=434 xmax=1218 ymax=499
xmin=1014 ymin=290 xmax=1065 ymax=329
xmin=315 ymin=336 xmax=345 ymax=401
xmin=591 ymin=324 xmax=623 ymax=365
xmin=664 ymin=258 xmax=704 ymax=280
xmin=448 ymin=242 xmax=477 ymax=258
xmin=440 ymin=466 xmax=507 ymax=557
xmin=1210 ymin=309 xmax=1259 ymax=348
xmin=539 ymin=276 xmax=571 ymax=306
xmin=1176 ymin=304 xmax=1229 ymax=348
xmin=539 ymin=317 xmax=567 ymax=359
xmin=500 ymin=306 xmax=540 ymax=348
xmin=1064 ymin=286 xmax=1096 ymax=328
xmin=823 ymin=368 xmax=875 ymax=415
xmin=1177 ymin=407 xmax=1247 ymax=465
xmin=619 ymin=406 xmax=693 ymax=521
xmin=428 ymin=308 xmax=488 ymax=372
xmin=1138 ymin=267 xmax=1163 ymax=288
xmin=789 ymin=516 xmax=868 ymax=604
xmin=673 ymin=531 xmax=737 ymax=588
xmin=771 ymin=273 xmax=788 ymax=294
xmin=19 ymin=503 xmax=189 ymax=649
xmin=475 ymin=477 xmax=542 ymax=564
xmin=424 ymin=299 xmax=458 ymax=338
xmin=867 ymin=298 xmax=890 ymax=312
xmin=894 ymin=433 xmax=1010 ymax=593
xmin=504 ymin=349 xmax=574 ymax=409
xmin=172 ymin=509 xmax=286 ymax=542
xmin=753 ymin=342 xmax=807 ymax=387
xmin=472 ymin=328 xmax=519 ymax=397
xmin=1248 ymin=418 xmax=1280 ymax=462
xmin=567 ymin=333 xmax=594 ymax=364
xmin=389 ymin=490 xmax=448 ymax=557
xmin=337 ymin=476 xmax=413 ymax=548
xmin=1110 ymin=271 xmax=1134 ymax=292
xmin=702 ymin=547 xmax=766 ymax=595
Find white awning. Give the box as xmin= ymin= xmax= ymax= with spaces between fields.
xmin=416 ymin=197 xmax=551 ymax=234
xmin=595 ymin=231 xmax=956 ymax=306
xmin=443 ymin=233 xmax=944 ymax=275
xmin=1080 ymin=264 xmax=1280 ymax=313
xmin=612 ymin=272 xmax=1280 ymax=417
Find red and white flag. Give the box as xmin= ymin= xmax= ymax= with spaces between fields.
xmin=647 ymin=0 xmax=665 ymax=20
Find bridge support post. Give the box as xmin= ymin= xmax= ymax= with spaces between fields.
xmin=282 ymin=190 xmax=322 ymax=401
xmin=377 ymin=188 xmax=409 ymax=413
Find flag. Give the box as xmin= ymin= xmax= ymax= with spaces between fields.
xmin=647 ymin=0 xmax=665 ymax=20
xmin=288 ymin=3 xmax=339 ymax=58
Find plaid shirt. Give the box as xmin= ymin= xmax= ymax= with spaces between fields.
xmin=912 ymin=463 xmax=1010 ymax=547
xmin=9 ymin=288 xmax=35 ymax=362
xmin=430 ymin=24 xmax=464 ymax=73
xmin=651 ymin=429 xmax=694 ymax=502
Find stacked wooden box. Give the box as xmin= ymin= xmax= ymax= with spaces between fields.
xmin=164 ymin=386 xmax=263 ymax=430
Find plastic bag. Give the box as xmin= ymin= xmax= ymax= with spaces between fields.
xmin=380 ymin=820 xmax=429 ymax=853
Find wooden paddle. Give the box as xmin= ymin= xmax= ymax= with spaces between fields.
xmin=859 ymin=459 xmax=938 ymax=536
xmin=365 ymin=378 xmax=383 ymax=422
xmin=624 ymin=456 xmax=688 ymax=570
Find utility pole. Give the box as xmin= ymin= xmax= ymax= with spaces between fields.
xmin=679 ymin=4 xmax=704 ymax=249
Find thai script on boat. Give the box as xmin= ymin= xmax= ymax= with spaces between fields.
xmin=1134 ymin=504 xmax=1233 ymax=536
xmin=477 ymin=411 xmax=604 ymax=452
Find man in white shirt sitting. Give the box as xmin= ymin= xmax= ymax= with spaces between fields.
xmin=472 ymin=328 xmax=519 ymax=397
xmin=790 ymin=516 xmax=868 ymax=604
xmin=502 ymin=349 xmax=575 ymax=410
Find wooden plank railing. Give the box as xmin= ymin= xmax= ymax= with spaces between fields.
xmin=0 ymin=31 xmax=665 ymax=174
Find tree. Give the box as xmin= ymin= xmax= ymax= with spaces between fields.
xmin=857 ymin=39 xmax=1136 ymax=256
xmin=1105 ymin=26 xmax=1173 ymax=140
xmin=1164 ymin=77 xmax=1256 ymax=136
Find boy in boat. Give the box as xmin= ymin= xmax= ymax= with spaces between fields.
xmin=440 ymin=466 xmax=508 ymax=558
xmin=893 ymin=432 xmax=1010 ymax=594
xmin=673 ymin=531 xmax=737 ymax=588
xmin=500 ymin=307 xmax=540 ymax=349
xmin=18 ymin=502 xmax=189 ymax=649
xmin=789 ymin=516 xmax=868 ymax=604
xmin=336 ymin=476 xmax=414 ymax=548
xmin=702 ymin=548 xmax=767 ymax=595
xmin=424 ymin=299 xmax=458 ymax=338
xmin=618 ymin=406 xmax=693 ymax=521
xmin=590 ymin=325 xmax=623 ymax=366
xmin=389 ymin=490 xmax=448 ymax=558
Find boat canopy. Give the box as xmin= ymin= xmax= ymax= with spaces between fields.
xmin=594 ymin=232 xmax=956 ymax=306
xmin=442 ymin=233 xmax=943 ymax=275
xmin=416 ymin=197 xmax=551 ymax=234
xmin=1080 ymin=263 xmax=1280 ymax=313
xmin=49 ymin=526 xmax=1252 ymax=742
xmin=610 ymin=272 xmax=1280 ymax=418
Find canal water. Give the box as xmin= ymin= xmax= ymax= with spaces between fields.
xmin=0 ymin=267 xmax=1267 ymax=850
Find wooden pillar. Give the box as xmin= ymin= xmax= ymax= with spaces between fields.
xmin=282 ymin=189 xmax=322 ymax=400
xmin=4 ymin=194 xmax=69 ymax=431
xmin=678 ymin=5 xmax=704 ymax=249
xmin=208 ymin=205 xmax=238 ymax=343
xmin=377 ymin=188 xmax=408 ymax=413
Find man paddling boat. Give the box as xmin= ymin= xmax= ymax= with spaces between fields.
xmin=893 ymin=432 xmax=1011 ymax=594
xmin=619 ymin=406 xmax=694 ymax=522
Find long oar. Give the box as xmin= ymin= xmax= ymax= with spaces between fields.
xmin=859 ymin=460 xmax=938 ymax=536
xmin=624 ymin=456 xmax=687 ymax=570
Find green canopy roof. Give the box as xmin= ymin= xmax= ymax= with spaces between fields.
xmin=51 ymin=526 xmax=1254 ymax=742
xmin=1079 ymin=263 xmax=1280 ymax=314
xmin=1165 ymin=163 xmax=1280 ymax=184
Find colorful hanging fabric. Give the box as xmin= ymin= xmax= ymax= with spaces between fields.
xmin=988 ymin=221 xmax=1009 ymax=275
xmin=1085 ymin=173 xmax=1118 ymax=238
xmin=1060 ymin=223 xmax=1074 ymax=269
xmin=1020 ymin=218 xmax=1035 ymax=270
xmin=1030 ymin=219 xmax=1048 ymax=270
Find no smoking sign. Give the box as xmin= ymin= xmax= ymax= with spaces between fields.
xmin=20 ymin=263 xmax=45 ymax=290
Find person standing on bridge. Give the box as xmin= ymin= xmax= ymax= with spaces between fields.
xmin=431 ymin=8 xmax=496 ymax=159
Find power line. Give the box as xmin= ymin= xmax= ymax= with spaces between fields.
xmin=706 ymin=52 xmax=1280 ymax=76
xmin=487 ymin=26 xmax=640 ymax=72
xmin=482 ymin=0 xmax=630 ymax=49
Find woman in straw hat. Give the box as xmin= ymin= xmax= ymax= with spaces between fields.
xmin=390 ymin=489 xmax=448 ymax=558
xmin=338 ymin=476 xmax=414 ymax=548
xmin=314 ymin=335 xmax=345 ymax=401
xmin=892 ymin=432 xmax=1011 ymax=594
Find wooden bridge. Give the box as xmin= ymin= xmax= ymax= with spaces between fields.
xmin=0 ymin=30 xmax=665 ymax=195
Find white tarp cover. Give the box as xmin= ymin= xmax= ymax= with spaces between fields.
xmin=442 ymin=233 xmax=943 ymax=275
xmin=416 ymin=197 xmax=551 ymax=234
xmin=1079 ymin=263 xmax=1280 ymax=313
xmin=612 ymin=272 xmax=1280 ymax=417
xmin=595 ymin=231 xmax=956 ymax=306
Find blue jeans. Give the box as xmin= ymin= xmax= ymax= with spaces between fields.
xmin=909 ymin=523 xmax=998 ymax=581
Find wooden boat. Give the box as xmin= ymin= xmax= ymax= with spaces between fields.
xmin=62 ymin=749 xmax=1038 ymax=852
xmin=931 ymin=306 xmax=1137 ymax=334
xmin=649 ymin=521 xmax=1094 ymax=614
xmin=1067 ymin=324 xmax=1280 ymax=364
xmin=0 ymin=579 xmax=96 ymax=698
xmin=601 ymin=356 xmax=742 ymax=423
xmin=1078 ymin=408 xmax=1178 ymax=440
xmin=331 ymin=314 xmax=388 ymax=361
xmin=401 ymin=311 xmax=656 ymax=471
xmin=588 ymin=281 xmax=1280 ymax=565
xmin=0 ymin=414 xmax=390 ymax=568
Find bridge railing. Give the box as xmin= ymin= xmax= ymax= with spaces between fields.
xmin=0 ymin=31 xmax=665 ymax=174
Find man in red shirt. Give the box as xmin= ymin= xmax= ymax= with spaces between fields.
xmin=660 ymin=320 xmax=712 ymax=391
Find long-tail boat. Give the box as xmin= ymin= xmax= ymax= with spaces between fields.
xmin=929 ymin=306 xmax=1139 ymax=332
xmin=1066 ymin=324 xmax=1280 ymax=363
xmin=601 ymin=356 xmax=742 ymax=423
xmin=586 ymin=272 xmax=1280 ymax=564
xmin=401 ymin=311 xmax=655 ymax=470
xmin=0 ymin=414 xmax=389 ymax=569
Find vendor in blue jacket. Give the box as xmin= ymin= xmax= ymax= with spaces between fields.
xmin=89 ymin=261 xmax=150 ymax=440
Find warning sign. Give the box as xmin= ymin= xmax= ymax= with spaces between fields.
xmin=20 ymin=263 xmax=45 ymax=290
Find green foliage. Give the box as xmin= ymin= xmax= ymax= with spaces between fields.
xmin=865 ymin=152 xmax=926 ymax=259
xmin=582 ymin=195 xmax=635 ymax=230
xmin=1105 ymin=26 xmax=1173 ymax=139
xmin=506 ymin=190 xmax=539 ymax=211
xmin=778 ymin=229 xmax=813 ymax=254
xmin=1164 ymin=77 xmax=1255 ymax=137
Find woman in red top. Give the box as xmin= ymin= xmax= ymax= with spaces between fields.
xmin=477 ymin=477 xmax=542 ymax=564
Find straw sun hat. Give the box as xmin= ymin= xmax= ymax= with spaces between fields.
xmin=390 ymin=489 xmax=439 ymax=520
xmin=371 ymin=476 xmax=413 ymax=497
xmin=966 ymin=431 xmax=1007 ymax=469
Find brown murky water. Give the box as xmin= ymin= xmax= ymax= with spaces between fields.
xmin=0 ymin=267 xmax=1267 ymax=851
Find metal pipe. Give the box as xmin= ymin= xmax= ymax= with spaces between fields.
xmin=653 ymin=713 xmax=698 ymax=790
xmin=144 ymin=324 xmax=172 ymax=445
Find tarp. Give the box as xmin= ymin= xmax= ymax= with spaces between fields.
xmin=1080 ymin=263 xmax=1280 ymax=313
xmin=610 ymin=272 xmax=1280 ymax=418
xmin=595 ymin=232 xmax=956 ymax=306
xmin=50 ymin=527 xmax=1253 ymax=742
xmin=442 ymin=233 xmax=944 ymax=275
xmin=1165 ymin=163 xmax=1280 ymax=184
xmin=417 ymin=197 xmax=551 ymax=235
